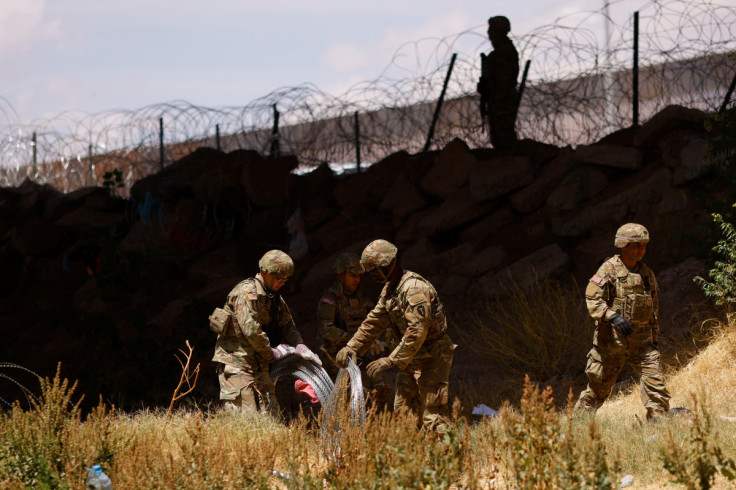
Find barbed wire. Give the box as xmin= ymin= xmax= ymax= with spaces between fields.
xmin=1 ymin=0 xmax=734 ymax=193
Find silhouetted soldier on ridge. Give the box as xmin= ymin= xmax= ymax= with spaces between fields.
xmin=478 ymin=15 xmax=519 ymax=152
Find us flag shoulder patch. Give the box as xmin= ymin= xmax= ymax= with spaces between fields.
xmin=321 ymin=297 xmax=335 ymax=305
xmin=247 ymin=293 xmax=258 ymax=301
xmin=590 ymin=275 xmax=603 ymax=285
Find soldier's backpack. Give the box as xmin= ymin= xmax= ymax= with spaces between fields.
xmin=209 ymin=307 xmax=233 ymax=334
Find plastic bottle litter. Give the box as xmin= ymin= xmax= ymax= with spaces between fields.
xmin=86 ymin=465 xmax=112 ymax=490
xmin=619 ymin=474 xmax=634 ymax=488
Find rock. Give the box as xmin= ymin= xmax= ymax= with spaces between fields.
xmin=510 ymin=148 xmax=575 ymax=214
xmin=469 ymin=155 xmax=535 ymax=202
xmin=131 ymin=147 xmax=248 ymax=202
xmin=241 ymin=156 xmax=295 ymax=207
xmin=419 ymin=138 xmax=475 ymax=199
xmin=633 ymin=105 xmax=706 ymax=148
xmin=380 ymin=175 xmax=431 ymax=222
xmin=396 ymin=207 xmax=436 ymax=248
xmin=674 ymin=137 xmax=721 ymax=185
xmin=458 ymin=206 xmax=514 ymax=243
xmin=11 ymin=219 xmax=68 ymax=257
xmin=513 ymin=139 xmax=561 ymax=167
xmin=551 ymin=167 xmax=672 ymax=237
xmin=431 ymin=274 xmax=470 ymax=296
xmin=334 ymin=151 xmax=417 ymax=210
xmin=402 ymin=237 xmax=438 ymax=274
xmin=449 ymin=245 xmax=506 ymax=277
xmin=546 ymin=167 xmax=609 ymax=211
xmin=416 ymin=189 xmax=495 ymax=235
xmin=573 ymin=144 xmax=643 ymax=170
xmin=431 ymin=243 xmax=476 ymax=270
xmin=55 ymin=206 xmax=126 ymax=229
xmin=479 ymin=244 xmax=570 ymax=295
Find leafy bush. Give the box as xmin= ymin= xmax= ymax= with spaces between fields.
xmin=694 ymin=206 xmax=736 ymax=311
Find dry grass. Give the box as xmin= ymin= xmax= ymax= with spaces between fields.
xmin=3 ymin=320 xmax=736 ymax=488
xmin=456 ymin=276 xmax=595 ymax=382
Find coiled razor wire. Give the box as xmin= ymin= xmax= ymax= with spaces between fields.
xmin=270 ymin=354 xmax=336 ymax=405
xmin=0 ymin=363 xmax=42 ymax=409
xmin=269 ymin=354 xmax=366 ymax=461
xmin=1 ymin=0 xmax=736 ymax=194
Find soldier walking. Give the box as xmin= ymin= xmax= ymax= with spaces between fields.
xmin=575 ymin=224 xmax=671 ymax=420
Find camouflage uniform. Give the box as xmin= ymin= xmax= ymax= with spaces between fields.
xmin=346 ymin=269 xmax=455 ymax=432
xmin=478 ymin=16 xmax=519 ymax=151
xmin=317 ymin=279 xmax=395 ymax=409
xmin=576 ymin=225 xmax=670 ymax=417
xmin=212 ymin=251 xmax=303 ymax=415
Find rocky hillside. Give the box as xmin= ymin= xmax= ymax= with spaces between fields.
xmin=0 ymin=104 xmax=725 ymax=411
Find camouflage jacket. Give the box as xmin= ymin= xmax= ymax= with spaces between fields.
xmin=212 ymin=276 xmax=303 ymax=371
xmin=316 ymin=280 xmax=374 ymax=356
xmin=479 ymin=37 xmax=519 ymax=107
xmin=585 ymin=255 xmax=659 ymax=348
xmin=346 ymin=270 xmax=451 ymax=370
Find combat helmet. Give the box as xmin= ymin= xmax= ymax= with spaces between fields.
xmin=361 ymin=239 xmax=398 ymax=272
xmin=333 ymin=252 xmax=364 ymax=274
xmin=614 ymin=223 xmax=650 ymax=248
xmin=488 ymin=16 xmax=511 ymax=35
xmin=258 ymin=250 xmax=294 ymax=276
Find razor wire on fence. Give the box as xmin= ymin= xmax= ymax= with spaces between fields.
xmin=1 ymin=0 xmax=735 ymax=194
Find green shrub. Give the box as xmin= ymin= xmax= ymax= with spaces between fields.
xmin=694 ymin=206 xmax=736 ymax=312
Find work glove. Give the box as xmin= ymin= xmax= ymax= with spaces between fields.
xmin=335 ymin=346 xmax=357 ymax=368
xmin=295 ymin=344 xmax=322 ymax=366
xmin=610 ymin=313 xmax=633 ymax=337
xmin=368 ymin=339 xmax=387 ymax=356
xmin=366 ymin=357 xmax=393 ymax=378
xmin=271 ymin=344 xmax=295 ymax=360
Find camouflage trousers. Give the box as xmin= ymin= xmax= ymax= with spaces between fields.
xmin=217 ymin=363 xmax=279 ymax=416
xmin=395 ymin=341 xmax=455 ymax=433
xmin=575 ymin=345 xmax=670 ymax=416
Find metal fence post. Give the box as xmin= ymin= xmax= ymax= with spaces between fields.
xmin=159 ymin=117 xmax=164 ymax=170
xmin=88 ymin=143 xmax=94 ymax=186
xmin=216 ymin=123 xmax=221 ymax=151
xmin=31 ymin=132 xmax=37 ymax=178
xmin=424 ymin=53 xmax=457 ymax=153
xmin=633 ymin=11 xmax=640 ymax=127
xmin=515 ymin=59 xmax=532 ymax=122
xmin=719 ymin=70 xmax=736 ymax=113
xmin=270 ymin=104 xmax=280 ymax=157
xmin=354 ymin=111 xmax=361 ymax=173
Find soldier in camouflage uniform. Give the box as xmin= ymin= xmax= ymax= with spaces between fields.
xmin=335 ymin=240 xmax=456 ymax=433
xmin=477 ymin=15 xmax=519 ymax=152
xmin=575 ymin=224 xmax=671 ymax=419
xmin=316 ymin=253 xmax=394 ymax=410
xmin=211 ymin=250 xmax=320 ymax=415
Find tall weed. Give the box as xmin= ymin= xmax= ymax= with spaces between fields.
xmin=459 ymin=276 xmax=594 ymax=381
xmin=661 ymin=392 xmax=736 ymax=489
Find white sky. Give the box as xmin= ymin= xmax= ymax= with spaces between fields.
xmin=2 ymin=0 xmax=735 ymax=125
